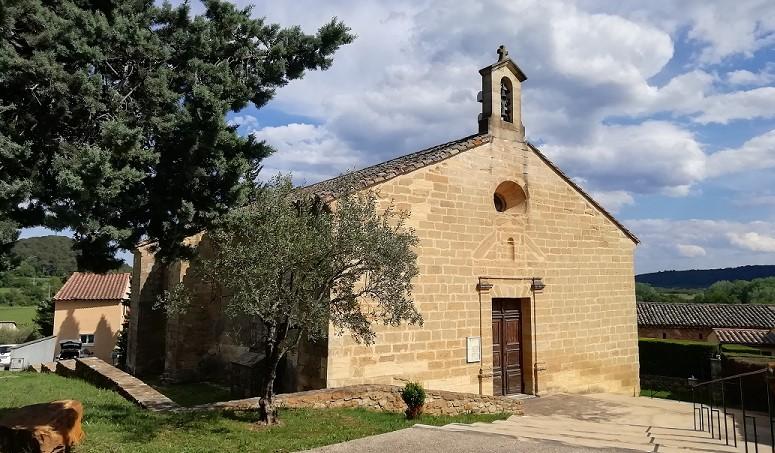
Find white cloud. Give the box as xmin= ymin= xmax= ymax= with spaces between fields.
xmin=684 ymin=0 xmax=775 ymax=63
xmin=206 ymin=0 xmax=775 ymax=221
xmin=589 ymin=190 xmax=634 ymax=213
xmin=728 ymin=232 xmax=775 ymax=253
xmin=706 ymin=129 xmax=775 ymax=178
xmin=228 ymin=115 xmax=258 ymax=129
xmin=252 ymin=123 xmax=361 ymax=184
xmin=541 ymin=121 xmax=706 ymax=195
xmin=676 ymin=244 xmax=706 ymax=257
xmin=726 ymin=65 xmax=775 ymax=87
xmin=230 ymin=0 xmax=775 ymax=198
xmin=627 ymin=218 xmax=775 ymax=272
xmin=590 ymin=0 xmax=775 ymax=64
xmin=693 ymin=87 xmax=775 ymax=124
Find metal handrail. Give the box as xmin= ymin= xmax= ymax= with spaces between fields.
xmin=690 ymin=366 xmax=773 ymax=453
xmin=692 ymin=368 xmax=768 ymax=388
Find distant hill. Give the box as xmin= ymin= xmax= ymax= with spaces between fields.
xmin=11 ymin=236 xmax=78 ymax=277
xmin=636 ymin=265 xmax=775 ymax=289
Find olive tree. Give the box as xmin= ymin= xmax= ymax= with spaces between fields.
xmin=199 ymin=175 xmax=422 ymax=424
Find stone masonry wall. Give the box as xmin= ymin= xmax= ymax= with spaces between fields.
xmin=126 ymin=246 xmax=167 ymax=377
xmin=129 ymin=136 xmax=639 ymax=397
xmin=326 ymin=137 xmax=639 ymax=396
xmin=639 ymin=327 xmax=713 ymax=342
xmin=199 ymin=384 xmax=522 ymax=416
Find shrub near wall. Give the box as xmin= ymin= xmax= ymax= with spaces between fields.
xmin=639 ymin=338 xmax=716 ymax=380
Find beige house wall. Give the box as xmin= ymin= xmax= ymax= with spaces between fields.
xmin=326 ymin=137 xmax=639 ymax=396
xmin=54 ymin=299 xmax=125 ymax=363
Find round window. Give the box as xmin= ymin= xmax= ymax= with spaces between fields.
xmin=493 ymin=181 xmax=527 ymax=213
xmin=493 ymin=193 xmax=507 ymax=212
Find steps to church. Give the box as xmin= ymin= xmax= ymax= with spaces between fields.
xmin=416 ymin=393 xmax=769 ymax=453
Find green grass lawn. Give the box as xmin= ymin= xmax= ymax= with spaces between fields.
xmin=0 ymin=305 xmax=36 ymax=326
xmin=0 ymin=372 xmax=509 ymax=452
xmin=145 ymin=379 xmax=233 ymax=407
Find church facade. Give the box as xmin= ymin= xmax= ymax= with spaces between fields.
xmin=127 ymin=47 xmax=640 ymax=397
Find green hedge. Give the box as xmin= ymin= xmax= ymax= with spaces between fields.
xmin=639 ymin=338 xmax=716 ymax=379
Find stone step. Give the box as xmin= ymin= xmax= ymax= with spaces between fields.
xmin=40 ymin=362 xmax=57 ymax=373
xmin=499 ymin=416 xmax=707 ymax=440
xmin=433 ymin=422 xmax=656 ymax=452
xmin=496 ymin=416 xmax=652 ymax=436
xmin=443 ymin=418 xmax=741 ymax=453
xmin=507 ymin=415 xmax=761 ymax=451
xmin=486 ymin=420 xmax=651 ymax=444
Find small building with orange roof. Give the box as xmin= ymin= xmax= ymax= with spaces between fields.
xmin=53 ymin=272 xmax=131 ymax=363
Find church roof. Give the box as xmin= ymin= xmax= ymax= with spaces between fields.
xmin=303 ymin=134 xmax=491 ymax=197
xmin=303 ymin=133 xmax=639 ymax=244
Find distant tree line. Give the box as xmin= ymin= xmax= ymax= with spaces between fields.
xmin=636 ymin=265 xmax=775 ymax=289
xmin=636 ymin=277 xmax=775 ymax=304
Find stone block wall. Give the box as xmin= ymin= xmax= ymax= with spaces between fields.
xmin=199 ymin=384 xmax=522 ymax=416
xmin=327 ymin=137 xmax=639 ymax=396
xmin=639 ymin=327 xmax=713 ymax=342
xmin=126 ymin=245 xmax=167 ymax=377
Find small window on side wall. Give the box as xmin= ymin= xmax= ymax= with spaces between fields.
xmin=80 ymin=334 xmax=95 ymax=345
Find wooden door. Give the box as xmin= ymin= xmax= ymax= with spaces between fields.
xmin=492 ymin=299 xmax=523 ymax=395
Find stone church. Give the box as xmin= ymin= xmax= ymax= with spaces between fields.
xmin=127 ymin=47 xmax=640 ymax=397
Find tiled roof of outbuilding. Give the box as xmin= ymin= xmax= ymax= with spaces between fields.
xmin=637 ymin=302 xmax=775 ymax=329
xmin=53 ymin=272 xmax=131 ymax=301
xmin=712 ymin=328 xmax=775 ymax=345
xmin=300 ymin=134 xmax=638 ymax=243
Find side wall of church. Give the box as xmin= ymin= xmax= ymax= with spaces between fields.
xmin=129 ymin=235 xmax=328 ymax=391
xmin=326 ymin=138 xmax=640 ymax=396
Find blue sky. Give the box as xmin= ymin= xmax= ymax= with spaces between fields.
xmin=24 ymin=0 xmax=775 ymax=274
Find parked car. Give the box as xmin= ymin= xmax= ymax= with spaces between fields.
xmin=57 ymin=340 xmax=83 ymax=360
xmin=0 ymin=344 xmax=16 ymax=370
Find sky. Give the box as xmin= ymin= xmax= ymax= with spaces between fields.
xmin=23 ymin=0 xmax=775 ymax=274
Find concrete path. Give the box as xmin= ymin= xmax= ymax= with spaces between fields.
xmin=305 ymin=427 xmax=636 ymax=453
xmin=308 ymin=393 xmax=773 ymax=453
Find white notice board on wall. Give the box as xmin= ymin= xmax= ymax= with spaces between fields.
xmin=466 ymin=336 xmax=481 ymax=363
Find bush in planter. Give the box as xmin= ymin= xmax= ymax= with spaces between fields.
xmin=401 ymin=382 xmax=426 ymax=419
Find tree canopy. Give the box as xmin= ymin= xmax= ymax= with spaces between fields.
xmin=636 ymin=278 xmax=775 ymax=304
xmin=170 ymin=175 xmax=422 ymax=423
xmin=0 ymin=0 xmax=353 ymax=271
xmin=10 ymin=236 xmax=79 ymax=276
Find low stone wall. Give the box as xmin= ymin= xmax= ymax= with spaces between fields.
xmin=73 ymin=358 xmax=178 ymax=411
xmin=196 ymin=384 xmax=523 ymax=416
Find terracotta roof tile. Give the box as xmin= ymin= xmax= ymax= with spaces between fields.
xmin=637 ymin=302 xmax=775 ymax=329
xmin=301 ymin=134 xmax=492 ymax=197
xmin=712 ymin=328 xmax=775 ymax=345
xmin=53 ymin=272 xmax=131 ymax=301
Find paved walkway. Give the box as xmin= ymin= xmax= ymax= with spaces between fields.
xmin=306 ymin=427 xmax=635 ymax=453
xmin=308 ymin=393 xmax=773 ymax=453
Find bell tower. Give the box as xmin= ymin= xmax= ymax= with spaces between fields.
xmin=478 ymin=45 xmax=527 ymax=142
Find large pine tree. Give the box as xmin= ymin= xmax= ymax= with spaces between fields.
xmin=0 ymin=0 xmax=353 ymax=271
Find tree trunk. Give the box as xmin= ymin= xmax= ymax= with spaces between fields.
xmin=257 ymin=322 xmax=288 ymax=425
xmin=258 ymin=366 xmax=278 ymax=425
